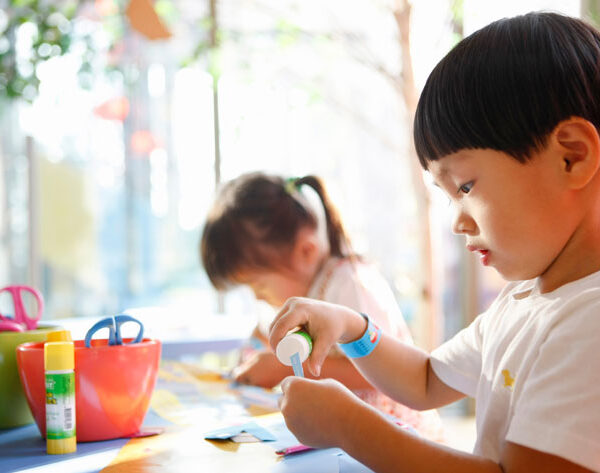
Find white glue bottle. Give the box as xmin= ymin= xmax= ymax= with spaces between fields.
xmin=276 ymin=330 xmax=312 ymax=377
xmin=44 ymin=341 xmax=76 ymax=454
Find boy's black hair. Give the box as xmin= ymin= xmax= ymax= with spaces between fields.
xmin=414 ymin=12 xmax=600 ymax=168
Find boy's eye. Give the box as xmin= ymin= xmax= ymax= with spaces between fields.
xmin=458 ymin=181 xmax=474 ymax=194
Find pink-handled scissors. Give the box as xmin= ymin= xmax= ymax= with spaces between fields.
xmin=0 ymin=285 xmax=44 ymax=331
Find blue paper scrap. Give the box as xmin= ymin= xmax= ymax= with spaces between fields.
xmin=203 ymin=421 xmax=276 ymax=442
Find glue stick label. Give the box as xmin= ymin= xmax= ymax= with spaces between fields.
xmin=45 ymin=372 xmax=76 ymax=440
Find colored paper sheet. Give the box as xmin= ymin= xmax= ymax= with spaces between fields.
xmin=204 ymin=421 xmax=276 ymax=442
xmin=102 ymin=360 xmax=374 ymax=473
xmin=337 ymin=451 xmax=377 ymax=472
xmin=271 ymin=449 xmax=340 ymax=473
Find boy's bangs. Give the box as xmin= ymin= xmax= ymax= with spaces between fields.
xmin=413 ymin=74 xmax=484 ymax=168
xmin=414 ymin=42 xmax=540 ymax=169
xmin=412 ymin=13 xmax=600 ymax=169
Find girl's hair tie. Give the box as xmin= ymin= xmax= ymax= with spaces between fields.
xmin=284 ymin=177 xmax=299 ymax=194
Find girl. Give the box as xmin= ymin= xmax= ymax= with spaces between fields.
xmin=200 ymin=172 xmax=443 ymax=441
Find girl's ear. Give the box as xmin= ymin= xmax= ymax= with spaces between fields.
xmin=553 ymin=118 xmax=600 ymax=190
xmin=290 ymin=226 xmax=322 ymax=271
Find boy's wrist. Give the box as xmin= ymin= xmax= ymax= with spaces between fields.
xmin=339 ymin=313 xmax=382 ymax=358
xmin=339 ymin=310 xmax=369 ymax=344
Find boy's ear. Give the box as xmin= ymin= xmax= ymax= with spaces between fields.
xmin=553 ymin=118 xmax=600 ymax=189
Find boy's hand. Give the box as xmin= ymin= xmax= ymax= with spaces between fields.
xmin=268 ymin=297 xmax=367 ymax=377
xmin=232 ymin=350 xmax=290 ymax=388
xmin=278 ymin=376 xmax=366 ymax=449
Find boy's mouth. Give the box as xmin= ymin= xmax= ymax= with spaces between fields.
xmin=467 ymin=246 xmax=490 ymax=266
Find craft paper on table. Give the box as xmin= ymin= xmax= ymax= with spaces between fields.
xmin=230 ymin=383 xmax=282 ymax=410
xmin=264 ymin=416 xmax=374 ymax=472
xmin=203 ymin=421 xmax=276 ymax=442
xmin=272 ymin=448 xmax=341 ymax=473
xmin=276 ymin=443 xmax=314 ymax=455
xmin=272 ymin=446 xmax=375 ymax=473
xmin=264 ymin=417 xmax=305 ymax=452
xmin=336 ymin=451 xmax=377 ymax=473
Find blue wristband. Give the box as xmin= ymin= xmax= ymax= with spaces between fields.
xmin=338 ymin=313 xmax=382 ymax=358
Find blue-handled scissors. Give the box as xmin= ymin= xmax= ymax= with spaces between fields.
xmin=84 ymin=315 xmax=144 ymax=348
xmin=0 ymin=285 xmax=44 ymax=332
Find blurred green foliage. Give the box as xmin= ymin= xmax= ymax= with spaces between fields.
xmin=0 ymin=0 xmax=81 ymax=101
xmin=582 ymin=0 xmax=600 ymax=28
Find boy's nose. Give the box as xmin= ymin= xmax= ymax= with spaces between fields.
xmin=452 ymin=210 xmax=476 ymax=235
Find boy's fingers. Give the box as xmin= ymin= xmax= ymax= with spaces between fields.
xmin=268 ymin=299 xmax=291 ymax=336
xmin=268 ymin=316 xmax=291 ymax=351
xmin=281 ymin=375 xmax=313 ymax=395
xmin=279 ymin=376 xmax=297 ymax=409
xmin=269 ymin=299 xmax=307 ymax=349
xmin=308 ymin=340 xmax=331 ymax=377
xmin=232 ymin=366 xmax=249 ymax=384
xmin=280 ymin=376 xmax=293 ymax=394
xmin=269 ymin=317 xmax=285 ymax=349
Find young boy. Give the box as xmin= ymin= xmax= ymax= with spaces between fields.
xmin=268 ymin=12 xmax=600 ymax=472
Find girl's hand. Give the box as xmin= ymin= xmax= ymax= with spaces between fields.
xmin=268 ymin=297 xmax=367 ymax=377
xmin=278 ymin=376 xmax=366 ymax=449
xmin=232 ymin=350 xmax=290 ymax=388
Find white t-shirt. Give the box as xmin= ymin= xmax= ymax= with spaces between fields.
xmin=430 ymin=270 xmax=600 ymax=471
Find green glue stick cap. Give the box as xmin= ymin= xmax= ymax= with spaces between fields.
xmin=276 ymin=330 xmax=313 ymax=366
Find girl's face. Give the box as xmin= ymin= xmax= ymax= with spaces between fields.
xmin=236 ymin=268 xmax=310 ymax=308
xmin=428 ymin=147 xmax=578 ymax=286
xmin=235 ymin=227 xmax=325 ymax=307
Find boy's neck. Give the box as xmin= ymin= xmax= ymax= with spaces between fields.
xmin=538 ymin=204 xmax=600 ymax=293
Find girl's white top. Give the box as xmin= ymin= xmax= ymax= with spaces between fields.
xmin=257 ymin=257 xmax=410 ymax=342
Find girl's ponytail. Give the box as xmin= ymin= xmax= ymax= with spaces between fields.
xmin=295 ymin=175 xmax=352 ymax=258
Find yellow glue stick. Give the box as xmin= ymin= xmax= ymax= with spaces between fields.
xmin=47 ymin=330 xmax=72 ymax=342
xmin=44 ymin=341 xmax=76 ymax=454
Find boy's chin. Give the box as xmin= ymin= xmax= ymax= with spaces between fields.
xmin=496 ymin=267 xmax=539 ymax=282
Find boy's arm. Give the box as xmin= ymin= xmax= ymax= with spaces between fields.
xmin=270 ymin=297 xmax=464 ymax=409
xmin=352 ymin=332 xmax=465 ymax=409
xmin=310 ymin=353 xmax=375 ymax=390
xmin=280 ymin=377 xmax=592 ymax=473
xmin=347 ymin=400 xmax=593 ymax=473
